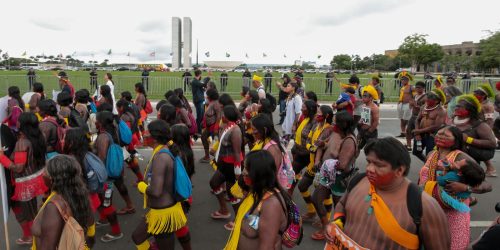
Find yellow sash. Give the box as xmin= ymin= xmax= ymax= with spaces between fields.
xmin=224 ymin=195 xmax=255 ymax=250
xmin=251 ymin=138 xmax=270 ymax=151
xmin=295 ymin=118 xmax=310 ymax=146
xmin=369 ymin=185 xmax=419 ymax=250
xmin=306 ymin=123 xmax=330 ymax=174
xmin=142 ymin=144 xmax=165 ymax=208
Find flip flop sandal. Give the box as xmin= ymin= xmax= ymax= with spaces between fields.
xmin=312 ymin=219 xmax=322 ymax=229
xmin=101 ymin=233 xmax=124 ymax=243
xmin=116 ymin=207 xmax=136 ymax=215
xmin=224 ymin=222 xmax=235 ymax=231
xmin=301 ymin=212 xmax=317 ymax=222
xmin=469 ymin=197 xmax=478 ymax=207
xmin=211 ymin=211 xmax=231 ymax=219
xmin=16 ymin=238 xmax=33 ymax=245
xmin=95 ymin=220 xmax=110 ymax=227
xmin=486 ymin=171 xmax=498 ymax=177
xmin=406 ymin=145 xmax=412 ymax=151
xmin=311 ymin=231 xmax=326 ymax=241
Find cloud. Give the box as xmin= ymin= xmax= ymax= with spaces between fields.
xmin=137 ymin=20 xmax=168 ymax=33
xmin=311 ymin=0 xmax=413 ymax=27
xmin=30 ymin=18 xmax=68 ymax=31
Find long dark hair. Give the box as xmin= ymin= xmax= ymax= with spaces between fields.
xmin=38 ymin=99 xmax=58 ymax=117
xmin=304 ymin=99 xmax=317 ymax=120
xmin=171 ymin=124 xmax=194 ymax=177
xmin=46 ymin=155 xmax=91 ymax=231
xmin=319 ymin=105 xmax=334 ymax=124
xmin=33 ymin=82 xmax=45 ymax=100
xmin=159 ymin=103 xmax=177 ymax=126
xmin=219 ymin=93 xmax=236 ymax=108
xmin=100 ymin=85 xmax=113 ymax=105
xmin=96 ymin=111 xmax=118 ymax=143
xmin=106 ymin=73 xmax=114 ymax=85
xmin=441 ymin=126 xmax=463 ymax=151
xmin=135 ymin=82 xmax=147 ymax=98
xmin=148 ymin=120 xmax=180 ymax=157
xmin=63 ymin=128 xmax=90 ymax=180
xmin=335 ymin=110 xmax=355 ymax=136
xmin=18 ymin=113 xmax=46 ymax=168
xmin=116 ymin=99 xmax=133 ymax=116
xmin=259 ymin=99 xmax=273 ymax=114
xmin=251 ymin=114 xmax=284 ymax=153
xmin=8 ymin=86 xmax=25 ymax=109
xmin=245 ymin=150 xmax=292 ymax=213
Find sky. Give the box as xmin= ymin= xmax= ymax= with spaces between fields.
xmin=1 ymin=0 xmax=498 ymax=66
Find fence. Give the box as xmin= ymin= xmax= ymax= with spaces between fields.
xmin=1 ymin=74 xmax=499 ymax=102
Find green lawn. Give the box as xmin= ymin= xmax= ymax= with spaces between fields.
xmin=0 ymin=70 xmax=490 ymax=102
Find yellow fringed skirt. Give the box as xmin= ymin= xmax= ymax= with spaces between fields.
xmin=145 ymin=202 xmax=187 ymax=235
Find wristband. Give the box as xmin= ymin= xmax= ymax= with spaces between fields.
xmin=137 ymin=181 xmax=148 ymax=194
xmin=234 ymin=165 xmax=242 ymax=175
xmin=14 ymin=152 xmax=28 ymax=165
xmin=0 ymin=154 xmax=12 ymax=168
xmin=466 ymin=137 xmax=474 ymax=145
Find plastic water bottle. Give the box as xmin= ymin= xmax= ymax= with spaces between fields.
xmin=246 ymin=214 xmax=260 ymax=230
xmin=103 ymin=183 xmax=113 ymax=207
xmin=416 ymin=140 xmax=422 ymax=151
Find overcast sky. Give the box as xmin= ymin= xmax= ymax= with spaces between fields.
xmin=1 ymin=0 xmax=498 ymax=65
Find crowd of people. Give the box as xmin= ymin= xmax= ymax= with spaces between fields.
xmin=0 ymin=68 xmax=499 ymax=250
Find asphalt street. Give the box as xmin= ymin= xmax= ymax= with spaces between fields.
xmin=1 ymin=106 xmax=499 ymax=250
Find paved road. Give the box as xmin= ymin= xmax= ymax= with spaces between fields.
xmin=1 ymin=107 xmax=499 ymax=250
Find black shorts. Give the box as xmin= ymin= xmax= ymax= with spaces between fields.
xmin=217 ymin=161 xmax=237 ymax=184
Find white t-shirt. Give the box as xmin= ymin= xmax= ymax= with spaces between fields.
xmin=95 ymin=80 xmax=117 ymax=114
xmin=257 ymin=86 xmax=266 ymax=99
xmin=282 ymin=94 xmax=302 ymax=135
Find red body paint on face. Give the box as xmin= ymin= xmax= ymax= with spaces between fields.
xmin=367 ymin=171 xmax=396 ymax=186
xmin=315 ymin=115 xmax=324 ymax=123
xmin=435 ymin=138 xmax=455 ymax=148
xmin=454 ymin=108 xmax=470 ymax=118
xmin=426 ymin=99 xmax=438 ymax=107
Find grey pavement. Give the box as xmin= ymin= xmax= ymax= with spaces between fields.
xmin=1 ymin=108 xmax=499 ymax=250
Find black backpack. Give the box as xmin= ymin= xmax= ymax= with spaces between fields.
xmin=68 ymin=108 xmax=89 ymax=133
xmin=347 ymin=173 xmax=422 ymax=247
xmin=266 ymin=93 xmax=277 ymax=112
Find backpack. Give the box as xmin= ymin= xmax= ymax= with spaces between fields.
xmin=68 ymin=107 xmax=89 ymax=133
xmin=50 ymin=196 xmax=87 ymax=250
xmin=104 ymin=132 xmax=124 ymax=179
xmin=264 ymin=141 xmax=295 ymax=189
xmin=144 ymin=99 xmax=153 ymax=114
xmin=117 ymin=119 xmax=133 ymax=146
xmin=44 ymin=118 xmax=67 ymax=154
xmin=266 ymin=93 xmax=277 ymax=112
xmin=274 ymin=191 xmax=303 ymax=248
xmin=159 ymin=149 xmax=192 ymax=201
xmin=347 ymin=173 xmax=422 ymax=247
xmin=187 ymin=112 xmax=198 ymax=136
xmin=83 ymin=152 xmax=108 ymax=193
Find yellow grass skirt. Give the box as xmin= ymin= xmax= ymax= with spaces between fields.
xmin=145 ymin=202 xmax=187 ymax=235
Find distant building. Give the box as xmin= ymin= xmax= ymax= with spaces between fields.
xmin=172 ymin=17 xmax=182 ymax=69
xmin=385 ymin=41 xmax=481 ymax=58
xmin=183 ymin=17 xmax=192 ymax=69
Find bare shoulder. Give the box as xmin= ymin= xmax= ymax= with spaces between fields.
xmin=421 ymin=191 xmax=445 ymax=214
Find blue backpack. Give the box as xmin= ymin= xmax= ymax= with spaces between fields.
xmin=159 ymin=149 xmax=192 ymax=200
xmin=118 ymin=119 xmax=132 ymax=146
xmin=104 ymin=132 xmax=124 ymax=179
xmin=83 ymin=152 xmax=108 ymax=192
xmin=89 ymin=102 xmax=97 ymax=114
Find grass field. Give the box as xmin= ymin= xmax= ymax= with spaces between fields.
xmin=0 ymin=70 xmax=494 ymax=102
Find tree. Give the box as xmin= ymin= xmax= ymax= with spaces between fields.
xmin=476 ymin=31 xmax=500 ymax=73
xmin=398 ymin=33 xmax=428 ymax=70
xmin=419 ymin=43 xmax=444 ymax=71
xmin=331 ymin=54 xmax=351 ymax=70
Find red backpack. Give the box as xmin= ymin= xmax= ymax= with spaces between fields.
xmin=44 ymin=118 xmax=67 ymax=153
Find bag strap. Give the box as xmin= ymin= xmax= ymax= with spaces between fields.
xmin=346 ymin=172 xmax=366 ymax=192
xmin=50 ymin=195 xmax=72 ymax=223
xmin=406 ymin=182 xmax=423 ymax=248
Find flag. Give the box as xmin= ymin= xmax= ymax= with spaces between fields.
xmin=263 ymin=53 xmax=267 ymax=57
xmin=107 ymin=49 xmax=112 ymax=55
xmin=126 ymin=52 xmax=130 ymax=57
xmin=283 ymin=54 xmax=287 ymax=58
xmin=21 ymin=51 xmax=27 ymax=57
xmin=150 ymin=52 xmax=156 ymax=57
xmin=245 ymin=53 xmax=249 ymax=58
xmin=205 ymin=51 xmax=210 ymax=57
xmin=318 ymin=55 xmax=322 ymax=59
xmin=225 ymin=52 xmax=230 ymax=58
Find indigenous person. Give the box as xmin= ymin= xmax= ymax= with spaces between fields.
xmin=298 ymin=106 xmax=334 ymax=222
xmin=304 ymin=91 xmax=318 ymax=104
xmin=94 ymin=111 xmax=124 ymax=242
xmin=209 ymin=106 xmax=243 ymax=228
xmin=412 ymin=89 xmax=447 ymax=162
xmin=494 ymin=82 xmax=500 ymax=144
xmin=444 ymin=83 xmax=463 ymax=124
xmin=220 ymin=70 xmax=229 ymax=92
xmin=257 ymin=98 xmax=274 ymax=124
xmin=27 ymin=82 xmax=45 ymax=113
xmin=281 ymin=82 xmax=303 ymax=144
xmin=56 ymin=91 xmax=73 ymax=125
xmin=134 ymin=82 xmax=147 ymax=121
xmin=473 ymin=84 xmax=496 ymax=176
xmin=4 ymin=86 xmax=25 ymax=131
xmin=133 ymin=120 xmax=188 ymax=250
xmin=290 ymin=100 xmax=317 ymax=193
xmin=174 ymin=88 xmax=193 ymax=114
xmin=158 ymin=103 xmax=177 ymax=126
xmin=238 ymin=87 xmax=251 ymax=116
xmin=200 ymin=88 xmax=221 ymax=163
xmin=224 ymin=150 xmax=291 ymax=250
xmin=97 ymin=84 xmax=114 ymax=107
xmin=349 ymin=75 xmax=363 ymax=125
xmin=58 ymin=71 xmax=75 ymax=98
xmin=252 ymin=75 xmax=266 ymax=100
xmin=405 ymin=81 xmax=426 ymax=151
xmin=329 ymin=137 xmax=451 ymax=250
xmin=242 ymin=90 xmax=260 ymax=149
xmin=0 ymin=113 xmax=47 ymax=245
xmin=38 ymin=99 xmax=65 ymax=158
xmin=117 ymin=99 xmax=143 ymax=184
xmin=74 ymin=89 xmax=90 ymax=122
xmin=357 ymin=85 xmax=380 ymax=151
xmin=371 ymin=75 xmax=383 ymax=104
xmin=97 ymin=73 xmax=117 ymax=114
xmin=191 ymin=69 xmax=206 ymax=135
xmin=333 ymin=87 xmax=356 ymax=116
xmin=32 ymin=155 xmax=93 ymax=250
xmin=311 ymin=110 xmax=357 ymax=240
xmin=434 ymin=75 xmax=444 ymax=90
xmin=453 ymin=95 xmax=497 ymax=176
xmin=419 ymin=126 xmax=490 ymax=249
xmin=397 ymin=71 xmax=415 ymax=138
xmin=168 ymin=95 xmax=192 ymax=128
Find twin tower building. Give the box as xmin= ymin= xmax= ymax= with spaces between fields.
xmin=172 ymin=17 xmax=192 ymax=69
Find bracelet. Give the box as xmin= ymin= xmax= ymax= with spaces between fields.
xmin=466 ymin=137 xmax=474 ymax=145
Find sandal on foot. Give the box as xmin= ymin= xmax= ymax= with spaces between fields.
xmin=224 ymin=222 xmax=235 ymax=231
xmin=311 ymin=231 xmax=326 ymax=240
xmin=469 ymin=197 xmax=478 ymax=207
xmin=116 ymin=207 xmax=136 ymax=215
xmin=301 ymin=212 xmax=316 ymax=222
xmin=486 ymin=170 xmax=498 ymax=177
xmin=211 ymin=211 xmax=231 ymax=219
xmin=199 ymin=157 xmax=211 ymax=163
xmin=405 ymin=145 xmax=412 ymax=151
xmin=16 ymin=237 xmax=33 ymax=245
xmin=101 ymin=233 xmax=124 ymax=243
xmin=95 ymin=220 xmax=110 ymax=228
xmin=312 ymin=219 xmax=322 ymax=229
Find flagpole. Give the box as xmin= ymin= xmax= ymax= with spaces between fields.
xmin=0 ymin=133 xmax=11 ymax=250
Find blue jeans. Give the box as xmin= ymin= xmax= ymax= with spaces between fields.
xmin=279 ymin=99 xmax=286 ymax=124
xmin=194 ymin=101 xmax=204 ymax=134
